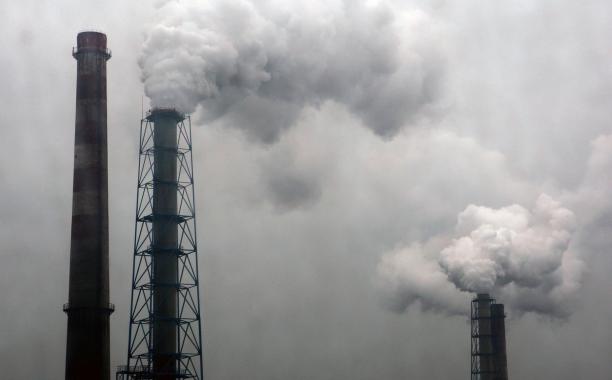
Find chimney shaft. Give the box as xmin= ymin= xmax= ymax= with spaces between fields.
xmin=491 ymin=304 xmax=509 ymax=380
xmin=150 ymin=109 xmax=182 ymax=378
xmin=117 ymin=109 xmax=204 ymax=379
xmin=64 ymin=31 xmax=113 ymax=380
xmin=471 ymin=294 xmax=509 ymax=380
xmin=476 ymin=294 xmax=494 ymax=380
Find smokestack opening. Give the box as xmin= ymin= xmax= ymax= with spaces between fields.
xmin=146 ymin=107 xmax=185 ymax=123
xmin=73 ymin=31 xmax=111 ymax=60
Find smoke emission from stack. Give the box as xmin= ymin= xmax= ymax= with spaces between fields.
xmin=138 ymin=0 xmax=445 ymax=142
xmin=377 ymin=194 xmax=583 ymax=318
xmin=1 ymin=0 xmax=612 ymax=379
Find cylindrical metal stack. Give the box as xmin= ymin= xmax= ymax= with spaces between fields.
xmin=491 ymin=304 xmax=508 ymax=380
xmin=65 ymin=31 xmax=113 ymax=380
xmin=476 ymin=294 xmax=494 ymax=380
xmin=150 ymin=109 xmax=182 ymax=378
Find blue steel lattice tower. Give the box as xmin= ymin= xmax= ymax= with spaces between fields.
xmin=117 ymin=108 xmax=204 ymax=379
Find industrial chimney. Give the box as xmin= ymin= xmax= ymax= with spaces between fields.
xmin=470 ymin=294 xmax=509 ymax=380
xmin=491 ymin=304 xmax=508 ymax=380
xmin=64 ymin=31 xmax=114 ymax=380
xmin=117 ymin=109 xmax=204 ymax=379
xmin=151 ymin=108 xmax=181 ymax=377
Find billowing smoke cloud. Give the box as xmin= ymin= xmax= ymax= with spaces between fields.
xmin=377 ymin=194 xmax=583 ymax=318
xmin=440 ymin=194 xmax=576 ymax=293
xmin=376 ymin=244 xmax=471 ymax=316
xmin=139 ymin=0 xmax=445 ymax=142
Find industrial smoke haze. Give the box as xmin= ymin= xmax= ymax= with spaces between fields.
xmin=377 ymin=194 xmax=584 ymax=318
xmin=139 ymin=0 xmax=444 ymax=142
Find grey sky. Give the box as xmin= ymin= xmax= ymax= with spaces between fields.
xmin=0 ymin=0 xmax=611 ymax=379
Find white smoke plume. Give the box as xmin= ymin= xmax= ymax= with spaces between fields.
xmin=377 ymin=194 xmax=583 ymax=318
xmin=377 ymin=243 xmax=471 ymax=316
xmin=139 ymin=0 xmax=445 ymax=142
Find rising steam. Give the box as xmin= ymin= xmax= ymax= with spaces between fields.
xmin=139 ymin=0 xmax=445 ymax=142
xmin=377 ymin=194 xmax=583 ymax=318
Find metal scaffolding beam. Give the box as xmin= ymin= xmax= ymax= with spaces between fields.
xmin=117 ymin=109 xmax=204 ymax=380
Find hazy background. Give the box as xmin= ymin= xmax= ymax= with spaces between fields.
xmin=0 ymin=0 xmax=611 ymax=379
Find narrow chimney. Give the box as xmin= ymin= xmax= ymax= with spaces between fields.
xmin=116 ymin=108 xmax=204 ymax=379
xmin=476 ymin=293 xmax=494 ymax=380
xmin=471 ymin=294 xmax=509 ymax=380
xmin=150 ymin=108 xmax=183 ymax=378
xmin=64 ymin=31 xmax=113 ymax=380
xmin=491 ymin=304 xmax=509 ymax=380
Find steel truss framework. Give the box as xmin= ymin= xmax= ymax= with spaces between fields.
xmin=118 ymin=113 xmax=203 ymax=379
xmin=471 ymin=296 xmax=494 ymax=380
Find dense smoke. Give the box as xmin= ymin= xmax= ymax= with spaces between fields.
xmin=139 ymin=0 xmax=445 ymax=142
xmin=377 ymin=244 xmax=471 ymax=315
xmin=377 ymin=194 xmax=583 ymax=318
